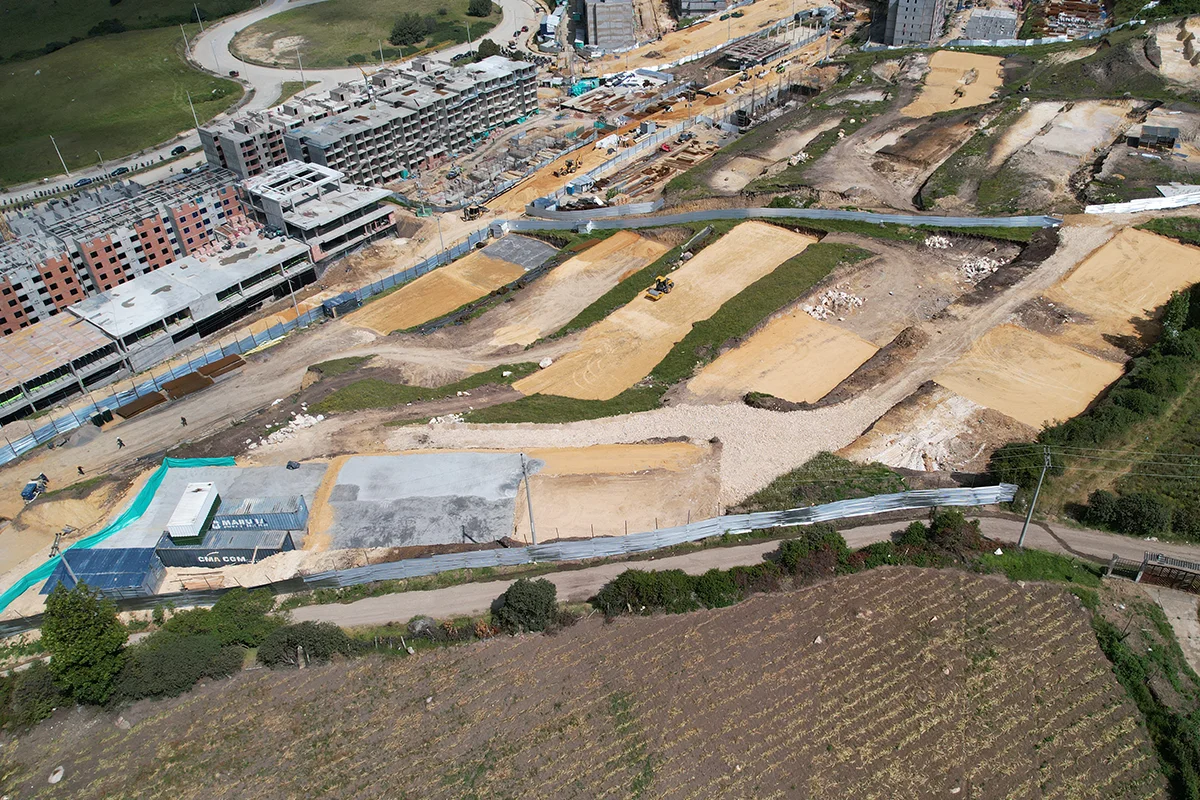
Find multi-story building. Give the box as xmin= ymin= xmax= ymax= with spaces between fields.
xmin=243 ymin=163 xmax=397 ymax=263
xmin=200 ymin=56 xmax=538 ymax=183
xmin=871 ymin=0 xmax=949 ymax=44
xmin=580 ymin=0 xmax=637 ymax=50
xmin=0 ymin=170 xmax=248 ymax=336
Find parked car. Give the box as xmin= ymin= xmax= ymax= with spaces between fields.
xmin=110 ymin=166 xmax=130 ymax=177
xmin=171 ymin=145 xmax=187 ymax=156
xmin=660 ymin=143 xmax=672 ymax=152
xmin=228 ymin=70 xmax=240 ymax=77
xmin=522 ymin=25 xmax=529 ymax=31
xmin=73 ymin=177 xmax=93 ymax=187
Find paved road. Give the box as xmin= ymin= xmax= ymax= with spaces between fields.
xmin=0 ymin=0 xmax=542 ymax=205
xmin=291 ymin=515 xmax=1196 ymax=627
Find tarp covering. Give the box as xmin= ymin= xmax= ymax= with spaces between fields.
xmin=0 ymin=457 xmax=235 ymax=613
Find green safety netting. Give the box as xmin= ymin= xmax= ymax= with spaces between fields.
xmin=0 ymin=457 xmax=235 ymax=614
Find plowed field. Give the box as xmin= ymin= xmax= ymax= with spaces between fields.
xmin=1 ymin=568 xmax=1164 ymax=798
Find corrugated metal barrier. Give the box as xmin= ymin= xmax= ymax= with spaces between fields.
xmin=0 ymin=484 xmax=1015 ymax=636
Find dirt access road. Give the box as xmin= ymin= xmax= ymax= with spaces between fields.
xmin=291 ymin=514 xmax=1195 ymax=626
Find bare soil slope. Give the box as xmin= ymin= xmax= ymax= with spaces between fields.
xmin=0 ymin=568 xmax=1164 ymax=799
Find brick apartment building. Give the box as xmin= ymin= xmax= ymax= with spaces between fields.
xmin=0 ymin=170 xmax=248 ymax=337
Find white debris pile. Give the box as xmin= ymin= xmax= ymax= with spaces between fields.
xmin=787 ymin=151 xmax=810 ymax=166
xmin=958 ymin=255 xmax=1002 ymax=282
xmin=247 ymin=413 xmax=324 ymax=450
xmin=924 ymin=235 xmax=952 ymax=250
xmin=429 ymin=412 xmax=465 ymax=425
xmin=804 ymin=287 xmax=865 ymax=320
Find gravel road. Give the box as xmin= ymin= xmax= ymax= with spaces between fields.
xmin=290 ymin=514 xmax=1199 ymax=626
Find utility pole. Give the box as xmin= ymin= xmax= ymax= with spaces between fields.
xmin=465 ymin=21 xmax=472 ymax=46
xmin=186 ymin=90 xmax=201 ymax=128
xmin=95 ymin=150 xmax=107 ymax=181
xmin=521 ymin=454 xmax=537 ymax=545
xmin=1016 ymin=446 xmax=1052 ymax=548
xmin=210 ymin=39 xmax=221 ymax=72
xmin=180 ymin=23 xmax=191 ymax=53
xmin=380 ymin=41 xmax=386 ymax=67
xmin=194 ymin=4 xmax=205 ymax=32
xmin=49 ymin=135 xmax=71 ymax=178
xmin=296 ymin=46 xmax=306 ymax=86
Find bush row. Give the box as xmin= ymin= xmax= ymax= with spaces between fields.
xmin=990 ymin=287 xmax=1200 ymax=538
xmin=592 ymin=513 xmax=990 ymax=619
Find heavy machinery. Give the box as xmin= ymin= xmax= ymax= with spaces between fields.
xmin=461 ymin=205 xmax=486 ymax=221
xmin=645 ymin=275 xmax=675 ymax=301
xmin=553 ymin=158 xmax=580 ymax=177
xmin=20 ymin=474 xmax=48 ymax=503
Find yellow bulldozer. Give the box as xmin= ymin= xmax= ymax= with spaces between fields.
xmin=645 ymin=275 xmax=675 ymax=301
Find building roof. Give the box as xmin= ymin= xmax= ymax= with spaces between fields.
xmin=1143 ymin=125 xmax=1181 ymax=139
xmin=0 ymin=311 xmax=113 ymax=393
xmin=41 ymin=547 xmax=159 ymax=593
xmin=67 ymin=234 xmax=308 ymax=338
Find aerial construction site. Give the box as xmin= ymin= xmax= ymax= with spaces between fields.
xmin=7 ymin=0 xmax=1200 ymax=794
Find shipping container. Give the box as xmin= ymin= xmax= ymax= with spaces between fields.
xmin=211 ymin=495 xmax=309 ymax=532
xmin=155 ymin=530 xmax=296 ymax=569
xmin=166 ymin=482 xmax=221 ymax=541
xmin=42 ymin=547 xmax=164 ymax=598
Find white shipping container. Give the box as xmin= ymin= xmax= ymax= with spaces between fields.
xmin=166 ymin=482 xmax=220 ymax=540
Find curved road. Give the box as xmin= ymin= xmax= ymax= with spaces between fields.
xmin=0 ymin=0 xmax=542 ymax=204
xmin=191 ymin=0 xmax=542 ymax=111
xmin=291 ymin=514 xmax=1200 ymax=626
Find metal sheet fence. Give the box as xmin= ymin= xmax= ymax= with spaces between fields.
xmin=302 ymin=484 xmax=1018 ymax=588
xmin=0 ymin=484 xmax=1016 ymax=635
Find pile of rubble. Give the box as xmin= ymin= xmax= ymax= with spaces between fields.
xmin=924 ymin=235 xmax=952 ymax=250
xmin=804 ymin=287 xmax=865 ymax=321
xmin=958 ymin=255 xmax=1003 ymax=282
xmin=429 ymin=412 xmax=465 ymax=425
xmin=247 ymin=410 xmax=324 ymax=450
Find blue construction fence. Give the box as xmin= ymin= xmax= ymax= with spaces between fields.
xmin=0 ymin=226 xmax=493 ymax=469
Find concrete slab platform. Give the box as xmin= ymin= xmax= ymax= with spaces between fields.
xmin=480 ymin=235 xmax=558 ymax=270
xmin=326 ymin=453 xmax=531 ymax=549
xmin=100 ymin=464 xmax=328 ymax=549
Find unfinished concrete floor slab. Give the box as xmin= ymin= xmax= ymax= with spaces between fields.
xmin=514 ymin=222 xmax=816 ymax=400
xmin=100 ymin=463 xmax=328 ymax=550
xmin=324 ymin=453 xmax=527 ymax=549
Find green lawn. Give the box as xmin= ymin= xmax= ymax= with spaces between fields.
xmin=0 ymin=26 xmax=241 ymax=186
xmin=0 ymin=0 xmax=256 ymax=61
xmin=231 ymin=0 xmax=502 ymax=68
xmin=312 ymin=363 xmax=537 ymax=414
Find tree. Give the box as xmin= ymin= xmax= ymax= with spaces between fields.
xmin=495 ymin=578 xmax=557 ymax=633
xmin=390 ymin=13 xmax=430 ymax=46
xmin=476 ymin=38 xmax=501 ymax=59
xmin=41 ymin=583 xmax=127 ymax=705
xmin=467 ymin=0 xmax=493 ymax=17
xmin=112 ymin=632 xmax=243 ymax=703
xmin=257 ymin=622 xmax=353 ymax=668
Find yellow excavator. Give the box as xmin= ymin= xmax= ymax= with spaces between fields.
xmin=645 ymin=275 xmax=675 ymax=301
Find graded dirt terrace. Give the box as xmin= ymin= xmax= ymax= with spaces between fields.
xmin=901 ymin=51 xmax=1003 ymax=118
xmin=348 ymin=251 xmax=527 ymax=334
xmin=488 ymin=231 xmax=669 ymax=349
xmin=1042 ymin=227 xmax=1200 ymax=357
xmin=514 ymin=221 xmax=817 ymax=400
xmin=688 ymin=310 xmax=879 ymax=403
xmin=1 ymin=568 xmax=1165 ymax=799
xmin=934 ymin=323 xmax=1124 ymax=429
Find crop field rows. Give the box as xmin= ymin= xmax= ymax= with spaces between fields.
xmin=2 ymin=568 xmax=1166 ymax=798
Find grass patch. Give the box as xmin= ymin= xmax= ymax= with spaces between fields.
xmin=974 ymin=549 xmax=1102 ymax=587
xmin=231 ymin=0 xmax=501 ymax=69
xmin=649 ymin=242 xmax=871 ymax=385
xmin=465 ymin=384 xmax=663 ymax=424
xmin=312 ymin=362 xmax=537 ymax=414
xmin=731 ymin=452 xmax=909 ymax=513
xmin=920 ymin=101 xmax=1022 ymax=208
xmin=0 ymin=26 xmax=241 ymax=186
xmin=0 ymin=0 xmax=256 ymax=61
xmin=1139 ymin=217 xmax=1200 ymax=248
xmin=308 ymin=355 xmax=374 ymax=377
xmin=40 ymin=475 xmax=108 ymax=500
xmin=273 ymin=80 xmax=319 ymax=106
